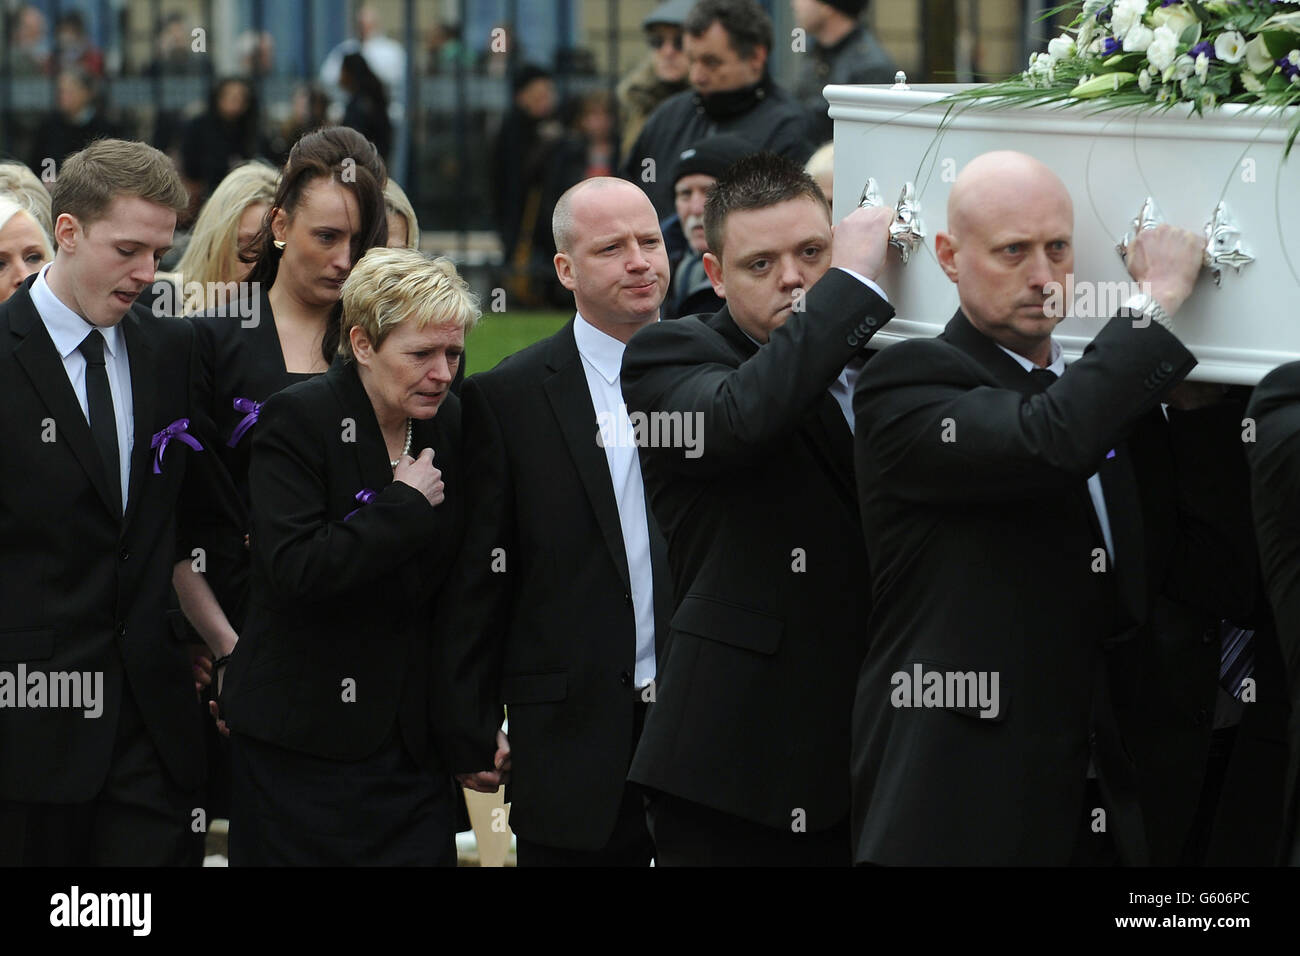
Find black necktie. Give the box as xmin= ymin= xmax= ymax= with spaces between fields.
xmin=79 ymin=330 xmax=121 ymax=513
xmin=1028 ymin=367 xmax=1058 ymax=391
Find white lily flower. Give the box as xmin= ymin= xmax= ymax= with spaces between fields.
xmin=1245 ymin=35 xmax=1275 ymax=75
xmin=1214 ymin=30 xmax=1247 ymax=65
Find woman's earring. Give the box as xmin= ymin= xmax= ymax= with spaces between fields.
xmin=273 ymin=239 xmax=286 ymax=250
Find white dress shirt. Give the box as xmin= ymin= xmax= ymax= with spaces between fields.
xmin=32 ymin=264 xmax=134 ymax=512
xmin=997 ymin=339 xmax=1114 ymax=560
xmin=573 ymin=313 xmax=657 ymax=688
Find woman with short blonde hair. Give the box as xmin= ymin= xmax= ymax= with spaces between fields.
xmin=339 ymin=247 xmax=478 ymax=359
xmin=223 ymin=244 xmax=477 ymax=866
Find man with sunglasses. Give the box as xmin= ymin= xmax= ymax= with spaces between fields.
xmin=618 ymin=0 xmax=692 ymax=158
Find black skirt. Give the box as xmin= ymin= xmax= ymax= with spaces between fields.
xmin=229 ymin=728 xmax=457 ymax=866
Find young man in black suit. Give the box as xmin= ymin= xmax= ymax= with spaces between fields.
xmin=618 ymin=152 xmax=895 ymax=865
xmin=0 ymin=140 xmax=219 ymax=865
xmin=433 ymin=177 xmax=674 ymax=865
xmin=850 ymin=151 xmax=1221 ymax=865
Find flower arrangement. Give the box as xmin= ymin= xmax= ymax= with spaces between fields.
xmin=949 ymin=1 xmax=1300 ymax=150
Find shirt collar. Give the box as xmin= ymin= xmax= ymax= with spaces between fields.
xmin=573 ymin=311 xmax=632 ymax=385
xmin=32 ymin=263 xmax=125 ymax=361
xmin=997 ymin=338 xmax=1064 ymax=377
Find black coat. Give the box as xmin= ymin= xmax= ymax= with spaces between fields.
xmin=1246 ymin=361 xmax=1300 ymax=865
xmin=431 ymin=321 xmax=673 ymax=852
xmin=221 ymin=360 xmax=463 ymax=769
xmin=619 ymin=268 xmax=894 ymax=831
xmin=851 ymin=309 xmax=1197 ymax=865
xmin=622 ymin=73 xmax=813 ymax=220
xmin=0 ymin=279 xmax=224 ymax=802
xmin=188 ymin=289 xmax=319 ymax=632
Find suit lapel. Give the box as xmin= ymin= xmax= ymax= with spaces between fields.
xmin=942 ymin=310 xmax=1114 ymax=551
xmin=328 ymin=360 xmax=393 ymax=505
xmin=121 ymin=310 xmax=155 ymax=531
xmin=710 ymin=309 xmax=857 ymax=502
xmin=542 ymin=321 xmax=632 ymax=592
xmin=9 ymin=284 xmax=119 ymax=517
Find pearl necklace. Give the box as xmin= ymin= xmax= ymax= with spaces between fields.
xmin=389 ymin=418 xmax=412 ymax=469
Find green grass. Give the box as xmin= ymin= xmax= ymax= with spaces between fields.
xmin=465 ymin=311 xmax=570 ymax=376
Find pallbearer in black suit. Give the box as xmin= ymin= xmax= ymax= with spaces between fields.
xmin=620 ymin=153 xmax=896 ymax=865
xmin=433 ymin=178 xmax=672 ymax=866
xmin=222 ymin=247 xmax=477 ymax=865
xmin=176 ymin=128 xmax=388 ymax=692
xmin=0 ymin=140 xmax=219 ymax=865
xmin=851 ymin=152 xmax=1215 ymax=865
xmin=1246 ymin=361 xmax=1300 ymax=865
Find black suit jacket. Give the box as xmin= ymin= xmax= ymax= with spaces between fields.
xmin=619 ymin=267 xmax=895 ymax=832
xmin=221 ymin=360 xmax=463 ymax=770
xmin=851 ymin=309 xmax=1196 ymax=865
xmin=1106 ymin=395 xmax=1287 ymax=865
xmin=431 ymin=321 xmax=673 ymax=853
xmin=0 ymin=279 xmax=214 ymax=802
xmin=1246 ymin=361 xmax=1300 ymax=864
xmin=189 ymin=290 xmax=317 ymax=631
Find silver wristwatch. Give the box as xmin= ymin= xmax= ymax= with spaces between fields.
xmin=1123 ymin=292 xmax=1172 ymax=331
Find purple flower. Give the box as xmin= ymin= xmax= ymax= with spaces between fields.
xmin=1101 ymin=36 xmax=1121 ymax=56
xmin=1279 ymin=57 xmax=1300 ymax=81
xmin=1190 ymin=41 xmax=1215 ymax=60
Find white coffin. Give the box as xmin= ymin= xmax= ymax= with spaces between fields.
xmin=826 ymin=83 xmax=1300 ymax=384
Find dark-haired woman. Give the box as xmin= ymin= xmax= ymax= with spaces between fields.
xmin=175 ymin=126 xmax=388 ymax=686
xmin=180 ymin=77 xmax=270 ymax=205
xmin=340 ymin=52 xmax=392 ymax=160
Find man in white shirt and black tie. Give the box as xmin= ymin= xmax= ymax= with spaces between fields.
xmin=0 ymin=140 xmax=223 ymax=865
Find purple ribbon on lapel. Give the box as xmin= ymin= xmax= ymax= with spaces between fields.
xmin=344 ymin=488 xmax=377 ymax=521
xmin=1106 ymin=448 xmax=1116 ymax=460
xmin=150 ymin=418 xmax=203 ymax=474
xmin=228 ymin=397 xmax=262 ymax=447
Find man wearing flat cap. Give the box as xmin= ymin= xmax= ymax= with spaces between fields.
xmin=618 ymin=0 xmax=693 ymax=158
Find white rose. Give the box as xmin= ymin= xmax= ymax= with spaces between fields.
xmin=1169 ymin=53 xmax=1196 ymax=82
xmin=1125 ymin=24 xmax=1155 ymax=53
xmin=1214 ymin=30 xmax=1247 ymax=64
xmin=1048 ymin=33 xmax=1076 ymax=61
xmin=1245 ymin=35 xmax=1275 ymax=75
xmin=1150 ymin=4 xmax=1198 ymax=39
xmin=1147 ymin=25 xmax=1181 ymax=72
xmin=1111 ymin=0 xmax=1149 ymax=39
xmin=1195 ymin=52 xmax=1210 ymax=81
